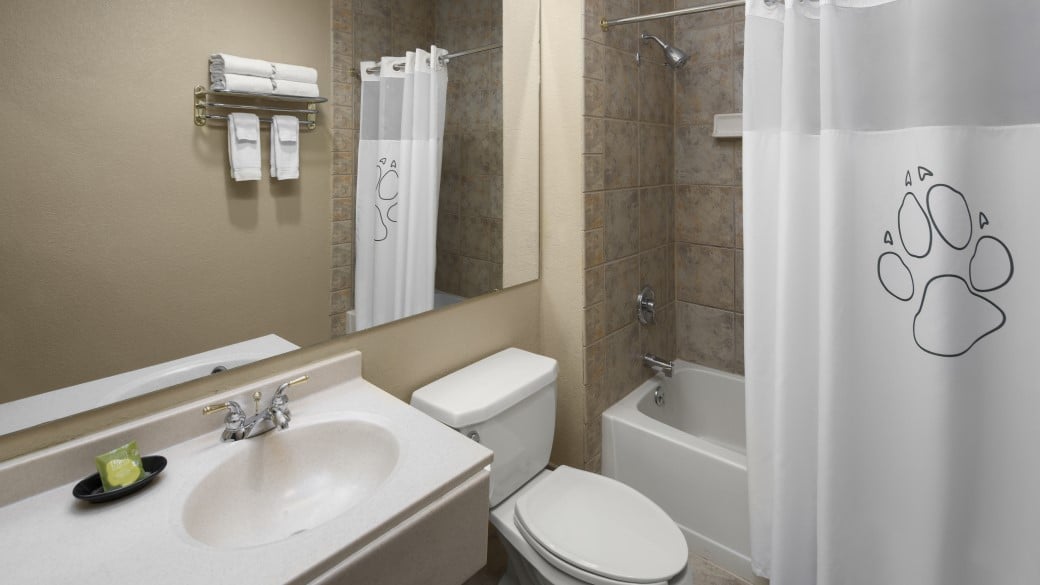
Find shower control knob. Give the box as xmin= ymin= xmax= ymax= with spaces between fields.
xmin=637 ymin=285 xmax=656 ymax=325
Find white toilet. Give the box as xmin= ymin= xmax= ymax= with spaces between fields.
xmin=411 ymin=348 xmax=692 ymax=585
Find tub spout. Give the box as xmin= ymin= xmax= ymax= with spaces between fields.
xmin=642 ymin=353 xmax=673 ymax=377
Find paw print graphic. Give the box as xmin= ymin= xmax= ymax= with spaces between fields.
xmin=374 ymin=157 xmax=399 ymax=242
xmin=877 ymin=166 xmax=1014 ymax=357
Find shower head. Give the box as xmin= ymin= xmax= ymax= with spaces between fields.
xmin=640 ymin=33 xmax=690 ymax=69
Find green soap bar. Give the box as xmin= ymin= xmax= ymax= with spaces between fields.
xmin=95 ymin=441 xmax=144 ymax=491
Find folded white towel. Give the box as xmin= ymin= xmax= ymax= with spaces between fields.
xmin=227 ymin=113 xmax=261 ymax=181
xmin=270 ymin=116 xmax=300 ymax=180
xmin=209 ymin=53 xmax=274 ymax=78
xmin=271 ymin=62 xmax=318 ymax=84
xmin=271 ymin=79 xmax=320 ymax=98
xmin=210 ymin=73 xmax=274 ymax=94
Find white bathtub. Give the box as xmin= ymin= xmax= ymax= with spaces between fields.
xmin=602 ymin=361 xmax=755 ymax=583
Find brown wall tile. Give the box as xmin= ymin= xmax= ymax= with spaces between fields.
xmin=639 ymin=186 xmax=674 ymax=251
xmin=639 ymin=124 xmax=674 ymax=186
xmin=604 ymin=119 xmax=639 ymax=188
xmin=639 ymin=244 xmax=675 ymax=305
xmin=675 ymin=62 xmax=734 ymax=126
xmin=676 ymin=243 xmax=735 ymax=310
xmin=638 ymin=63 xmax=674 ymax=125
xmin=604 ymin=256 xmax=640 ymax=334
xmin=586 ymin=265 xmax=606 ymax=307
xmin=640 ymin=301 xmax=675 ymax=362
xmin=586 ymin=303 xmax=607 ymax=344
xmin=675 ymin=124 xmax=739 ymax=185
xmin=584 ymin=116 xmax=605 ymax=154
xmin=585 ymin=228 xmax=606 ymax=268
xmin=675 ymin=184 xmax=736 ymax=246
xmin=604 ymin=47 xmax=639 ymax=120
xmin=585 ymin=192 xmax=605 ymax=229
xmin=676 ymin=302 xmax=737 ymax=372
xmin=604 ymin=189 xmax=640 ymax=260
xmin=604 ymin=322 xmax=642 ymax=405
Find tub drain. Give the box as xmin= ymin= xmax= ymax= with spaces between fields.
xmin=653 ymin=385 xmax=664 ymax=406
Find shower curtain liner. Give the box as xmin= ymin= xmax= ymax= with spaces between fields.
xmin=744 ymin=1 xmax=1040 ymax=583
xmin=354 ymin=47 xmax=448 ymax=330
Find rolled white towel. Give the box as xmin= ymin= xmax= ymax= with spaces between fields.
xmin=271 ymin=62 xmax=318 ymax=84
xmin=209 ymin=53 xmax=274 ymax=78
xmin=271 ymin=79 xmax=319 ymax=98
xmin=210 ymin=73 xmax=274 ymax=94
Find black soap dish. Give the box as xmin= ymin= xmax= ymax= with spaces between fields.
xmin=73 ymin=455 xmax=167 ymax=503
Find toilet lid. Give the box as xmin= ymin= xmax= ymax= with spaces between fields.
xmin=513 ymin=466 xmax=688 ymax=584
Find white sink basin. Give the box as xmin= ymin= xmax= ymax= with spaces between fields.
xmin=0 ymin=350 xmax=493 ymax=585
xmin=181 ymin=418 xmax=400 ymax=549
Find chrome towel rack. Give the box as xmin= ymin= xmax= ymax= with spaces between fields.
xmin=193 ymin=86 xmax=327 ymax=130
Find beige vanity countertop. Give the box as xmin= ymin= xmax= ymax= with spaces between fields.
xmin=0 ymin=351 xmax=492 ymax=585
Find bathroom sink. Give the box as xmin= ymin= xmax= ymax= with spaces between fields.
xmin=0 ymin=351 xmax=493 ymax=585
xmin=181 ymin=418 xmax=400 ymax=549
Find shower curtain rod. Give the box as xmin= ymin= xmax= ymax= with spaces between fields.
xmin=601 ymin=0 xmax=772 ymax=30
xmin=358 ymin=43 xmax=503 ymax=76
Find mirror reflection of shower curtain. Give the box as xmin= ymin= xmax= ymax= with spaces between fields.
xmin=355 ymin=47 xmax=448 ymax=330
xmin=744 ymin=1 xmax=1040 ymax=584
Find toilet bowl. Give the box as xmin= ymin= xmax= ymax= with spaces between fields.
xmin=411 ymin=348 xmax=692 ymax=585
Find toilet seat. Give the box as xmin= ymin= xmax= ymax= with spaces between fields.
xmin=513 ymin=466 xmax=688 ymax=585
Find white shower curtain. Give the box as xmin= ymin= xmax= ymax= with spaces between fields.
xmin=355 ymin=47 xmax=447 ymax=330
xmin=744 ymin=1 xmax=1040 ymax=583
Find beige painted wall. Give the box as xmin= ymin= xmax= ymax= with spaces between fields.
xmin=0 ymin=0 xmax=333 ymax=402
xmin=539 ymin=0 xmax=586 ymax=468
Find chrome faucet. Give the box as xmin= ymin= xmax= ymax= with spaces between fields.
xmin=203 ymin=375 xmax=309 ymax=441
xmin=642 ymin=353 xmax=674 ymax=377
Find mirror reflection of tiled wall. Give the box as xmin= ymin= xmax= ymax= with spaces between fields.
xmin=435 ymin=1 xmax=504 ymax=298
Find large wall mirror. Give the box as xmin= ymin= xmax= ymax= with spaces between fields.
xmin=0 ymin=0 xmax=539 ymax=436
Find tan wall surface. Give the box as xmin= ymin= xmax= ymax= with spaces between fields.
xmin=539 ymin=0 xmax=586 ymax=468
xmin=0 ymin=0 xmax=334 ymax=402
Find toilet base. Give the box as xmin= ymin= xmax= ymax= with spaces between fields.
xmin=490 ymin=470 xmax=693 ymax=585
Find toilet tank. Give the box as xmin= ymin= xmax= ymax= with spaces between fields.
xmin=411 ymin=348 xmax=558 ymax=506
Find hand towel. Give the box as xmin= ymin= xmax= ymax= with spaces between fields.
xmin=271 ymin=62 xmax=318 ymax=84
xmin=271 ymin=79 xmax=320 ymax=98
xmin=270 ymin=116 xmax=300 ymax=180
xmin=210 ymin=73 xmax=274 ymax=94
xmin=227 ymin=113 xmax=261 ymax=181
xmin=209 ymin=53 xmax=274 ymax=78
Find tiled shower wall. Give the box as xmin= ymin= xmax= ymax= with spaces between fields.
xmin=582 ymin=0 xmax=678 ymax=472
xmin=581 ymin=0 xmax=745 ymax=470
xmin=672 ymin=3 xmax=744 ymax=373
xmin=329 ymin=0 xmax=503 ymax=336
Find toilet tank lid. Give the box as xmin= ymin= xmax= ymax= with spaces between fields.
xmin=411 ymin=348 xmax=558 ymax=428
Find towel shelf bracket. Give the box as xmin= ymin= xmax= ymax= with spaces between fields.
xmin=193 ymin=85 xmax=327 ymax=130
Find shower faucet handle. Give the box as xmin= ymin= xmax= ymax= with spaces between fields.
xmin=637 ymin=285 xmax=656 ymax=325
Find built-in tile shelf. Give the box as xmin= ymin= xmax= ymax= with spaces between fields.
xmin=712 ymin=113 xmax=743 ymax=139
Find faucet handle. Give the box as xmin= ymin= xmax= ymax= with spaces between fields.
xmin=272 ymin=375 xmax=309 ymax=406
xmin=203 ymin=400 xmax=245 ymax=422
xmin=203 ymin=401 xmax=247 ymax=441
xmin=274 ymin=375 xmax=309 ymax=396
